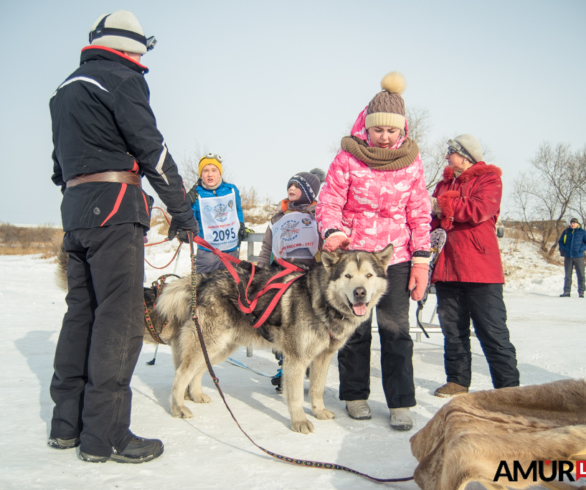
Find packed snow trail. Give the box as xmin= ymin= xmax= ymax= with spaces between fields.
xmin=1 ymin=251 xmax=583 ymax=489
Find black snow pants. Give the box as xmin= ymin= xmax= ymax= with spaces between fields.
xmin=435 ymin=282 xmax=519 ymax=389
xmin=195 ymin=248 xmax=239 ymax=273
xmin=50 ymin=223 xmax=145 ymax=456
xmin=563 ymin=256 xmax=585 ymax=295
xmin=338 ymin=261 xmax=415 ymax=409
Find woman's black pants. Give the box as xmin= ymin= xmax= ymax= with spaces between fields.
xmin=338 ymin=262 xmax=416 ymax=409
xmin=435 ymin=281 xmax=519 ymax=389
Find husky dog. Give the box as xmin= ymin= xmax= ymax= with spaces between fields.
xmin=150 ymin=245 xmax=393 ymax=434
xmin=58 ymin=244 xmax=393 ymax=434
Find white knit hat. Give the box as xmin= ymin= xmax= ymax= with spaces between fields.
xmin=447 ymin=134 xmax=483 ymax=163
xmin=89 ymin=11 xmax=148 ymax=54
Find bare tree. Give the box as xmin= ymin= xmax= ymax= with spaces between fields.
xmin=406 ymin=106 xmax=444 ymax=190
xmin=179 ymin=143 xmax=210 ymax=190
xmin=568 ymin=145 xmax=586 ymax=224
xmin=510 ymin=142 xmax=586 ymax=256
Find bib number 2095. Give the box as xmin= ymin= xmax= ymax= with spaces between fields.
xmin=212 ymin=228 xmax=236 ymax=242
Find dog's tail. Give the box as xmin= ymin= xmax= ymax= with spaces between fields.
xmin=56 ymin=243 xmax=69 ymax=292
xmin=155 ymin=276 xmax=194 ymax=325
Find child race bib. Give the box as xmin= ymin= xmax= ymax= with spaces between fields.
xmin=271 ymin=212 xmax=319 ymax=260
xmin=198 ymin=190 xmax=239 ymax=251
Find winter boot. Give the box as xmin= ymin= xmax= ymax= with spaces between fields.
xmin=434 ymin=382 xmax=469 ymax=398
xmin=48 ymin=436 xmax=80 ymax=450
xmin=580 ymin=293 xmax=584 ymax=298
xmin=390 ymin=408 xmax=413 ymax=431
xmin=560 ymin=292 xmax=571 ymax=297
xmin=271 ymin=353 xmax=284 ymax=394
xmin=345 ymin=400 xmax=372 ymax=420
xmin=271 ymin=368 xmax=283 ymax=394
xmin=79 ymin=435 xmax=164 ymax=464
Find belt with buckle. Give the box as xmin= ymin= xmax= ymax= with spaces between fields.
xmin=66 ymin=171 xmax=141 ymax=188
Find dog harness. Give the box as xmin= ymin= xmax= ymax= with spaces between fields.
xmin=143 ymin=273 xmax=180 ymax=344
xmin=193 ymin=236 xmax=306 ymax=329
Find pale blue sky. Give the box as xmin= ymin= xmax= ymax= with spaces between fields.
xmin=1 ymin=0 xmax=584 ymax=225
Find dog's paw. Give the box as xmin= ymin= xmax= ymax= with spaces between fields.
xmin=171 ymin=404 xmax=193 ymax=418
xmin=191 ymin=393 xmax=211 ymax=404
xmin=313 ymin=408 xmax=335 ymax=420
xmin=291 ymin=419 xmax=314 ymax=434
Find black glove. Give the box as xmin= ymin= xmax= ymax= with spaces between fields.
xmin=186 ymin=184 xmax=199 ymax=205
xmin=168 ymin=216 xmax=199 ymax=243
xmin=238 ymin=222 xmax=246 ymax=241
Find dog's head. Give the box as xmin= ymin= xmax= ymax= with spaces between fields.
xmin=321 ymin=244 xmax=394 ymax=317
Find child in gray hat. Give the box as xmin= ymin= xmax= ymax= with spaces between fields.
xmin=257 ymin=169 xmax=325 ymax=269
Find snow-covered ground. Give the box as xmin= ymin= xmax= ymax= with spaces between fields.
xmin=1 ymin=233 xmax=584 ymax=489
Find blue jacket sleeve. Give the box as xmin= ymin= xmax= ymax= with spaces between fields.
xmin=581 ymin=230 xmax=586 ymax=254
xmin=191 ymin=187 xmax=204 ymax=238
xmin=234 ymin=186 xmax=245 ymax=223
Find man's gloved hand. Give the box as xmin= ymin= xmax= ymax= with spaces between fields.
xmin=238 ymin=222 xmax=246 ymax=241
xmin=186 ymin=184 xmax=199 ymax=205
xmin=323 ymin=231 xmax=351 ymax=252
xmin=168 ymin=216 xmax=199 ymax=244
xmin=408 ymin=263 xmax=429 ymax=301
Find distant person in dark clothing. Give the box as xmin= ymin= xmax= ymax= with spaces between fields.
xmin=558 ymin=218 xmax=586 ymax=298
xmin=49 ymin=11 xmax=198 ymax=464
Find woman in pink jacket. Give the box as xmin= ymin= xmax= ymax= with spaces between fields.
xmin=316 ymin=72 xmax=431 ymax=431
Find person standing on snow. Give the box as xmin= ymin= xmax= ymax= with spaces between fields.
xmin=430 ymin=135 xmax=519 ymax=398
xmin=49 ymin=11 xmax=198 ymax=463
xmin=558 ymin=218 xmax=586 ymax=298
xmin=257 ymin=168 xmax=325 ymax=394
xmin=186 ymin=154 xmax=246 ymax=273
xmin=316 ymin=72 xmax=431 ymax=431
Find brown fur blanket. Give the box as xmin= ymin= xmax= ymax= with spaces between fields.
xmin=410 ymin=379 xmax=586 ymax=490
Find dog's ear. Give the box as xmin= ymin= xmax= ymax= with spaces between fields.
xmin=374 ymin=244 xmax=394 ymax=267
xmin=321 ymin=250 xmax=342 ymax=269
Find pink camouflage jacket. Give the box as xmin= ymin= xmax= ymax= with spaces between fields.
xmin=316 ymin=107 xmax=431 ymax=266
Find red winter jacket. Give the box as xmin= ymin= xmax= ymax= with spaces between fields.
xmin=431 ymin=162 xmax=504 ymax=284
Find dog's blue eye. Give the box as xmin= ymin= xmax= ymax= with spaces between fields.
xmin=345 ymin=274 xmax=352 ymax=279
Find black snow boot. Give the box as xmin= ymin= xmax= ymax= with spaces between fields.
xmin=560 ymin=292 xmax=571 ymax=297
xmin=48 ymin=437 xmax=80 ymax=449
xmin=79 ymin=435 xmax=164 ymax=464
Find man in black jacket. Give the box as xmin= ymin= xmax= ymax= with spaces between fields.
xmin=48 ymin=11 xmax=198 ymax=463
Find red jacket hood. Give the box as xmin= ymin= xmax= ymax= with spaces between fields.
xmin=442 ymin=162 xmax=502 ymax=183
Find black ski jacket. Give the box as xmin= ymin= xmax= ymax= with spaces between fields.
xmin=50 ymin=46 xmax=195 ymax=231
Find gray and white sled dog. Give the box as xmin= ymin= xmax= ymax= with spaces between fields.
xmin=57 ymin=244 xmax=394 ymax=434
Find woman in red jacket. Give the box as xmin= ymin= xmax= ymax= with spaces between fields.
xmin=430 ymin=134 xmax=519 ymax=397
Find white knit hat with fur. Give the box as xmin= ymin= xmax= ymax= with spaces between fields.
xmin=89 ymin=11 xmax=147 ymax=55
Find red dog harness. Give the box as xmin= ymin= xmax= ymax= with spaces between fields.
xmin=194 ymin=236 xmax=306 ymax=329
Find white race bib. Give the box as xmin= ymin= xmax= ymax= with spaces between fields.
xmin=198 ymin=190 xmax=239 ymax=251
xmin=271 ymin=212 xmax=319 ymax=260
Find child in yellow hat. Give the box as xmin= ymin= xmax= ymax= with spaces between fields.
xmin=186 ymin=153 xmax=246 ymax=273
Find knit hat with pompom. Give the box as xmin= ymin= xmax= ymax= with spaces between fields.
xmin=365 ymin=72 xmax=407 ymax=134
xmin=287 ymin=168 xmax=326 ymax=204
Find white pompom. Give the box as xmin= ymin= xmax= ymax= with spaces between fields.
xmin=380 ymin=72 xmax=407 ymax=95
